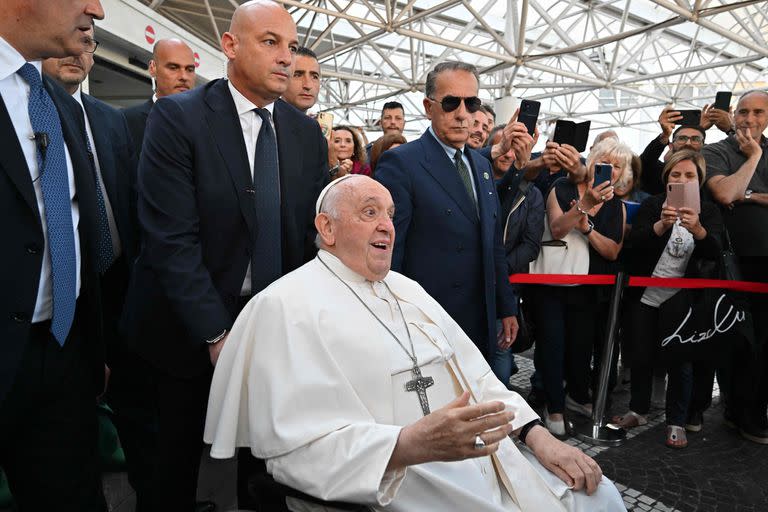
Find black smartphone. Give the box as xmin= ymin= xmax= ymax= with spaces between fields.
xmin=593 ymin=163 xmax=612 ymax=187
xmin=675 ymin=110 xmax=701 ymax=126
xmin=714 ymin=91 xmax=732 ymax=111
xmin=518 ymin=99 xmax=540 ymax=136
xmin=552 ymin=120 xmax=591 ymax=153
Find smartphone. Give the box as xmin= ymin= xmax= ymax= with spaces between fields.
xmin=667 ymin=182 xmax=701 ymax=214
xmin=518 ymin=99 xmax=540 ymax=136
xmin=674 ymin=110 xmax=701 ymax=126
xmin=316 ymin=112 xmax=334 ymax=140
xmin=714 ymin=91 xmax=732 ymax=111
xmin=593 ymin=163 xmax=612 ymax=187
xmin=552 ymin=120 xmax=591 ymax=152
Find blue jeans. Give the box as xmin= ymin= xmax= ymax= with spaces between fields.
xmin=491 ymin=346 xmax=519 ymax=389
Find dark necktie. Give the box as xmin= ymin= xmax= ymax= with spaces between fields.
xmin=251 ymin=107 xmax=282 ymax=294
xmin=453 ymin=148 xmax=477 ymax=210
xmin=17 ymin=63 xmax=76 ymax=345
xmin=82 ymin=123 xmax=115 ymax=273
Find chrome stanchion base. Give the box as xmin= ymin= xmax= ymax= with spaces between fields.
xmin=570 ymin=416 xmax=627 ymax=446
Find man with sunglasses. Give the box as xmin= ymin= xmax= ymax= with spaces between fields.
xmin=376 ymin=61 xmax=519 ymax=360
xmin=639 ymin=106 xmax=708 ymax=195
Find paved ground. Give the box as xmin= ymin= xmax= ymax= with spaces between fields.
xmin=3 ymin=352 xmax=767 ymax=511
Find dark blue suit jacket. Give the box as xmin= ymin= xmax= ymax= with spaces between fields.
xmin=82 ymin=93 xmax=139 ymax=264
xmin=121 ymin=79 xmax=328 ymax=377
xmin=0 ymin=77 xmax=104 ymax=403
xmin=376 ymin=130 xmax=517 ymax=356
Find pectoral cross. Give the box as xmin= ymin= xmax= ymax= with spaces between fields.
xmin=405 ymin=366 xmax=434 ymax=416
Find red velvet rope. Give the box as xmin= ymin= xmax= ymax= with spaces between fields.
xmin=508 ymin=274 xmax=768 ymax=293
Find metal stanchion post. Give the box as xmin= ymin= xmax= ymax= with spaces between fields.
xmin=571 ymin=271 xmax=628 ymax=446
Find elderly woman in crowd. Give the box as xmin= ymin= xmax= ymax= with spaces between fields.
xmin=331 ymin=125 xmax=371 ymax=177
xmin=613 ymin=150 xmax=723 ymax=449
xmin=528 ymin=137 xmax=629 ymax=435
xmin=369 ymin=132 xmax=406 ymax=175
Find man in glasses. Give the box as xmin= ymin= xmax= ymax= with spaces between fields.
xmin=1 ymin=1 xmax=109 ymax=509
xmin=376 ymin=61 xmax=519 ymax=360
xmin=639 ymin=106 xmax=709 ymax=195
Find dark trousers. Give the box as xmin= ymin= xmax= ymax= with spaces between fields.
xmin=626 ymin=301 xmax=713 ymax=424
xmin=108 ymin=348 xmax=212 ymax=512
xmin=529 ymin=286 xmax=598 ymax=413
xmin=0 ymin=308 xmax=105 ymax=511
xmin=727 ymin=258 xmax=768 ymax=428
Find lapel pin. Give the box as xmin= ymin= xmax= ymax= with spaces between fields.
xmin=483 ymin=172 xmax=490 ymax=180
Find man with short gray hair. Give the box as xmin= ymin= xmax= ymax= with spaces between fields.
xmin=376 ymin=61 xmax=518 ymax=360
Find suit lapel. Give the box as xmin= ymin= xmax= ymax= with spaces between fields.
xmin=418 ymin=131 xmax=478 ymax=224
xmin=466 ymin=148 xmax=493 ymax=229
xmin=273 ymin=100 xmax=302 ymax=214
xmin=204 ymin=80 xmax=256 ymax=234
xmin=82 ymin=94 xmax=118 ymax=202
xmin=0 ymin=96 xmax=38 ymax=215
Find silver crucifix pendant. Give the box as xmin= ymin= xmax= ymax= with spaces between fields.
xmin=404 ymin=366 xmax=435 ymax=416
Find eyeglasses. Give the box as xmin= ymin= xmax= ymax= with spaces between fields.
xmin=674 ymin=135 xmax=703 ymax=144
xmin=83 ymin=38 xmax=99 ymax=54
xmin=428 ymin=95 xmax=482 ymax=113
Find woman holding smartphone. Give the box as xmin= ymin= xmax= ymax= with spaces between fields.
xmin=529 ymin=137 xmax=629 ymax=435
xmin=331 ymin=125 xmax=371 ymax=177
xmin=613 ymin=150 xmax=723 ymax=448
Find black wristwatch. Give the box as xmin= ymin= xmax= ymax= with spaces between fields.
xmin=329 ymin=164 xmax=340 ymax=178
xmin=519 ymin=419 xmax=546 ymax=445
xmin=584 ymin=219 xmax=594 ymax=235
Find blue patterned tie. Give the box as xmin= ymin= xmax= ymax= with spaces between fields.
xmin=17 ymin=63 xmax=77 ymax=345
xmin=83 ymin=127 xmax=115 ymax=273
xmin=251 ymin=108 xmax=282 ymax=294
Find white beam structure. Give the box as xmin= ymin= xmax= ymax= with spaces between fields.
xmin=129 ymin=0 xmax=767 ymax=150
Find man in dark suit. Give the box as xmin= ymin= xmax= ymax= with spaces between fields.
xmin=122 ymin=38 xmax=195 ymax=153
xmin=0 ymin=1 xmax=108 ymax=510
xmin=42 ymin=22 xmax=155 ymax=507
xmin=117 ymin=1 xmax=328 ymax=509
xmin=376 ymin=62 xmax=518 ymax=359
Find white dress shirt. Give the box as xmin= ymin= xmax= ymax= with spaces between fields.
xmin=0 ymin=36 xmax=81 ymax=322
xmin=428 ymin=125 xmax=478 ymax=204
xmin=73 ymin=89 xmax=122 ymax=258
xmin=226 ymin=79 xmax=278 ymax=296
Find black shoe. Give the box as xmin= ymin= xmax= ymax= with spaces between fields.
xmin=685 ymin=411 xmax=703 ymax=432
xmin=195 ymin=501 xmax=217 ymax=512
xmin=739 ymin=421 xmax=768 ymax=445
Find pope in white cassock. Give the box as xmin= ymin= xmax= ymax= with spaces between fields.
xmin=204 ymin=175 xmax=625 ymax=511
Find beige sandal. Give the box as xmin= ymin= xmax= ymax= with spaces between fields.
xmin=665 ymin=425 xmax=688 ymax=449
xmin=610 ymin=411 xmax=647 ymax=429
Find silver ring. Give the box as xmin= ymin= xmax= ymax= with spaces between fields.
xmin=600 ymin=195 xmax=605 ymax=201
xmin=473 ymin=435 xmax=486 ymax=449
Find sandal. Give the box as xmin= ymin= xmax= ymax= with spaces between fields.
xmin=610 ymin=411 xmax=647 ymax=429
xmin=665 ymin=425 xmax=688 ymax=449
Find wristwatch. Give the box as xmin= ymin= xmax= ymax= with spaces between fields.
xmin=584 ymin=219 xmax=594 ymax=235
xmin=745 ymin=189 xmax=753 ymax=200
xmin=206 ymin=329 xmax=228 ymax=345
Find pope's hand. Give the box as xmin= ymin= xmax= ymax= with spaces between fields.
xmin=525 ymin=426 xmax=603 ymax=495
xmin=387 ymin=391 xmax=514 ymax=471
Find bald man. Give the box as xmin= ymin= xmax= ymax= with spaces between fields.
xmin=117 ymin=1 xmax=328 ymax=508
xmin=122 ymin=38 xmax=195 ymax=153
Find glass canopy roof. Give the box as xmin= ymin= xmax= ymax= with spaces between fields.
xmin=138 ymin=0 xmax=768 ymax=150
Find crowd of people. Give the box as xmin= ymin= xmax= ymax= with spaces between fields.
xmin=1 ymin=0 xmax=766 ymax=511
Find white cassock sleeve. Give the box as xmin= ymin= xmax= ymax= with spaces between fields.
xmin=205 ymin=277 xmax=407 ymax=506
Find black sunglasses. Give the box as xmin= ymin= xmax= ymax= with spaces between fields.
xmin=429 ymin=95 xmax=482 ymax=113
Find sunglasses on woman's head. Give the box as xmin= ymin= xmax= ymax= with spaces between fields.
xmin=429 ymin=96 xmax=483 ymax=113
